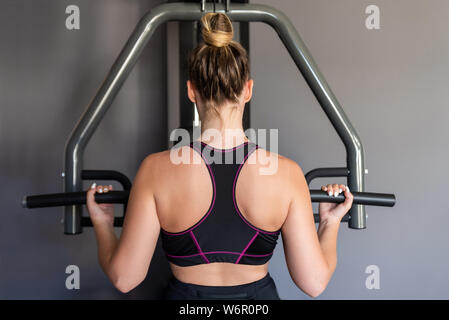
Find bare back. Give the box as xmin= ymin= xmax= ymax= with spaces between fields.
xmin=151 ymin=144 xmax=293 ymax=286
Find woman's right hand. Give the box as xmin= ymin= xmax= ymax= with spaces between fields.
xmin=318 ymin=184 xmax=354 ymax=224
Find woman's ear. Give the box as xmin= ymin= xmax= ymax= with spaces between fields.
xmin=187 ymin=80 xmax=196 ymax=104
xmin=243 ymin=79 xmax=254 ymax=103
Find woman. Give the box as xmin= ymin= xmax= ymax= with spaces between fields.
xmin=86 ymin=12 xmax=353 ymax=300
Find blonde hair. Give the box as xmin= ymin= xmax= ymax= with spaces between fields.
xmin=188 ymin=12 xmax=250 ymax=109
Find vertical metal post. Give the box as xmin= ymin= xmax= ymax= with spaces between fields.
xmin=240 ymin=5 xmax=367 ymax=229
xmin=178 ymin=19 xmax=199 ymax=143
xmin=63 ymin=5 xmax=175 ymax=234
xmin=232 ymin=0 xmax=251 ymax=131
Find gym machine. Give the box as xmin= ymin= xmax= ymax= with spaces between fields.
xmin=22 ymin=1 xmax=396 ymax=234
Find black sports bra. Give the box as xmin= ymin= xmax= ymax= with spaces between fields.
xmin=160 ymin=140 xmax=281 ymax=266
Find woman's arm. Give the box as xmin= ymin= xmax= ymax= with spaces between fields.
xmin=281 ymin=160 xmax=353 ymax=298
xmin=86 ymin=154 xmax=161 ymax=293
xmin=316 ymin=183 xmax=353 ymax=279
xmin=315 ymin=218 xmax=341 ymax=284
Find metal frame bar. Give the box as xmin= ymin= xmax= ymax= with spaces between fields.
xmin=63 ymin=2 xmax=366 ymax=234
xmin=305 ymin=167 xmax=350 ymax=186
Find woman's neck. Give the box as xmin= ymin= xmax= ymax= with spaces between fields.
xmin=197 ymin=105 xmax=248 ymax=149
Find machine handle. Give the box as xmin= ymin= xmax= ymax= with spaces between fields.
xmin=305 ymin=167 xmax=350 ymax=185
xmin=23 ymin=191 xmax=130 ymax=208
xmin=310 ymin=190 xmax=396 ymax=207
xmin=23 ymin=189 xmax=395 ymax=209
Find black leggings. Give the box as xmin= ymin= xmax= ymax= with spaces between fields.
xmin=164 ymin=273 xmax=280 ymax=300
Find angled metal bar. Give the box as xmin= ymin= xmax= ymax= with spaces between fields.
xmin=64 ymin=2 xmax=366 ymax=234
xmin=224 ymin=4 xmax=367 ymax=229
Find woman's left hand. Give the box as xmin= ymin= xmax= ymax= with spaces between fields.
xmin=86 ymin=183 xmax=115 ymax=227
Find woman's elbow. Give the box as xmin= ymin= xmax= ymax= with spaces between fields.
xmin=113 ymin=281 xmax=137 ymax=293
xmin=304 ymin=282 xmax=327 ymax=298
xmin=110 ymin=269 xmax=145 ymax=293
xmin=293 ymin=277 xmax=329 ymax=298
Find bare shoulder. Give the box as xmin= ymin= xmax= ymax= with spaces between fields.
xmin=140 ymin=150 xmax=167 ymax=169
xmin=252 ymin=147 xmax=304 ymax=179
xmin=139 ymin=145 xmax=199 ymax=176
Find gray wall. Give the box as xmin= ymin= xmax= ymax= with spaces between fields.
xmin=0 ymin=0 xmax=170 ymax=299
xmin=251 ymin=0 xmax=449 ymax=299
xmin=1 ymin=0 xmax=448 ymax=299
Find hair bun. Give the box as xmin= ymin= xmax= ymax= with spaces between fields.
xmin=201 ymin=13 xmax=233 ymax=48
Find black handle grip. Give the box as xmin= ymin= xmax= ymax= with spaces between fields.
xmin=22 ymin=191 xmax=129 ymax=208
xmin=23 ymin=189 xmax=395 ymax=209
xmin=22 ymin=189 xmax=394 ymax=227
xmin=310 ymin=190 xmax=396 ymax=207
